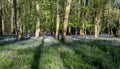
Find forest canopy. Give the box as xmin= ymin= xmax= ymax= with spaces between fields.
xmin=0 ymin=0 xmax=120 ymax=41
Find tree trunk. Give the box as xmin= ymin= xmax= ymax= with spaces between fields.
xmin=94 ymin=24 xmax=98 ymax=38
xmin=85 ymin=0 xmax=88 ymax=36
xmin=94 ymin=15 xmax=101 ymax=39
xmin=116 ymin=9 xmax=120 ymax=37
xmin=93 ymin=0 xmax=101 ymax=39
xmin=35 ymin=0 xmax=40 ymax=38
xmin=80 ymin=0 xmax=86 ymax=37
xmin=55 ymin=0 xmax=60 ymax=39
xmin=13 ymin=0 xmax=18 ymax=37
xmin=107 ymin=21 xmax=111 ymax=35
xmin=17 ymin=7 xmax=23 ymax=40
xmin=107 ymin=0 xmax=111 ymax=35
xmin=11 ymin=0 xmax=14 ymax=34
xmin=62 ymin=0 xmax=72 ymax=42
xmin=18 ymin=23 xmax=23 ymax=40
xmin=85 ymin=26 xmax=87 ymax=35
xmin=68 ymin=27 xmax=71 ymax=35
xmin=118 ymin=22 xmax=120 ymax=36
xmin=0 ymin=0 xmax=2 ymax=35
xmin=75 ymin=27 xmax=78 ymax=35
xmin=2 ymin=18 xmax=5 ymax=35
xmin=80 ymin=29 xmax=84 ymax=36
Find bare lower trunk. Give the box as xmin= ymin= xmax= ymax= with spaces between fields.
xmin=13 ymin=0 xmax=18 ymax=37
xmin=68 ymin=27 xmax=71 ymax=35
xmin=75 ymin=27 xmax=78 ymax=35
xmin=0 ymin=0 xmax=2 ymax=35
xmin=80 ymin=0 xmax=86 ymax=37
xmin=2 ymin=19 xmax=5 ymax=35
xmin=55 ymin=15 xmax=60 ymax=39
xmin=94 ymin=16 xmax=100 ymax=39
xmin=62 ymin=0 xmax=72 ymax=42
xmin=35 ymin=0 xmax=40 ymax=38
xmin=85 ymin=25 xmax=87 ymax=35
xmin=117 ymin=24 xmax=120 ymax=37
xmin=107 ymin=22 xmax=111 ymax=35
xmin=17 ymin=7 xmax=23 ymax=40
xmin=111 ymin=29 xmax=113 ymax=35
xmin=53 ymin=31 xmax=55 ymax=36
xmin=116 ymin=10 xmax=120 ymax=37
xmin=93 ymin=0 xmax=102 ymax=39
xmin=27 ymin=30 xmax=30 ymax=37
xmin=18 ymin=18 xmax=23 ymax=40
xmin=55 ymin=0 xmax=60 ymax=39
xmin=80 ymin=23 xmax=85 ymax=36
xmin=11 ymin=0 xmax=14 ymax=34
xmin=98 ymin=23 xmax=101 ymax=35
xmin=94 ymin=24 xmax=98 ymax=38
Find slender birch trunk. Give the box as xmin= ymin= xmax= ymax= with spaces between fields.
xmin=55 ymin=0 xmax=60 ymax=39
xmin=0 ymin=0 xmax=2 ymax=35
xmin=62 ymin=0 xmax=72 ymax=42
xmin=35 ymin=0 xmax=40 ymax=38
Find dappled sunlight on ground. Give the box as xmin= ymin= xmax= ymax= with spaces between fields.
xmin=0 ymin=35 xmax=120 ymax=69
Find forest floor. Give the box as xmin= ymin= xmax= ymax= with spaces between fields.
xmin=0 ymin=35 xmax=120 ymax=69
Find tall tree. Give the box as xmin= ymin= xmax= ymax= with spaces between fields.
xmin=0 ymin=0 xmax=2 ymax=35
xmin=35 ymin=0 xmax=40 ymax=38
xmin=17 ymin=5 xmax=23 ymax=40
xmin=11 ymin=0 xmax=14 ymax=34
xmin=80 ymin=0 xmax=85 ymax=36
xmin=62 ymin=0 xmax=72 ymax=42
xmin=93 ymin=0 xmax=102 ymax=39
xmin=115 ymin=0 xmax=120 ymax=36
xmin=118 ymin=10 xmax=120 ymax=36
xmin=13 ymin=0 xmax=18 ymax=37
xmin=55 ymin=0 xmax=60 ymax=39
xmin=116 ymin=9 xmax=120 ymax=37
xmin=107 ymin=0 xmax=111 ymax=35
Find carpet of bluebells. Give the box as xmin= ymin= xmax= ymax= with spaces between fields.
xmin=0 ymin=35 xmax=120 ymax=69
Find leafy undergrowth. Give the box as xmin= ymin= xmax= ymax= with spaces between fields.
xmin=65 ymin=40 xmax=120 ymax=69
xmin=0 ymin=37 xmax=120 ymax=69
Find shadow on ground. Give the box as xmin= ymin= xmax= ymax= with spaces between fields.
xmin=0 ymin=35 xmax=31 ymax=46
xmin=63 ymin=39 xmax=120 ymax=69
xmin=0 ymin=35 xmax=120 ymax=69
xmin=31 ymin=37 xmax=45 ymax=69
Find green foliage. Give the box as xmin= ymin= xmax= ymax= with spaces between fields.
xmin=1 ymin=0 xmax=119 ymax=35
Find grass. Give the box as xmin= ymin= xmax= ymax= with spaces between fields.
xmin=65 ymin=39 xmax=120 ymax=69
xmin=0 ymin=36 xmax=120 ymax=69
